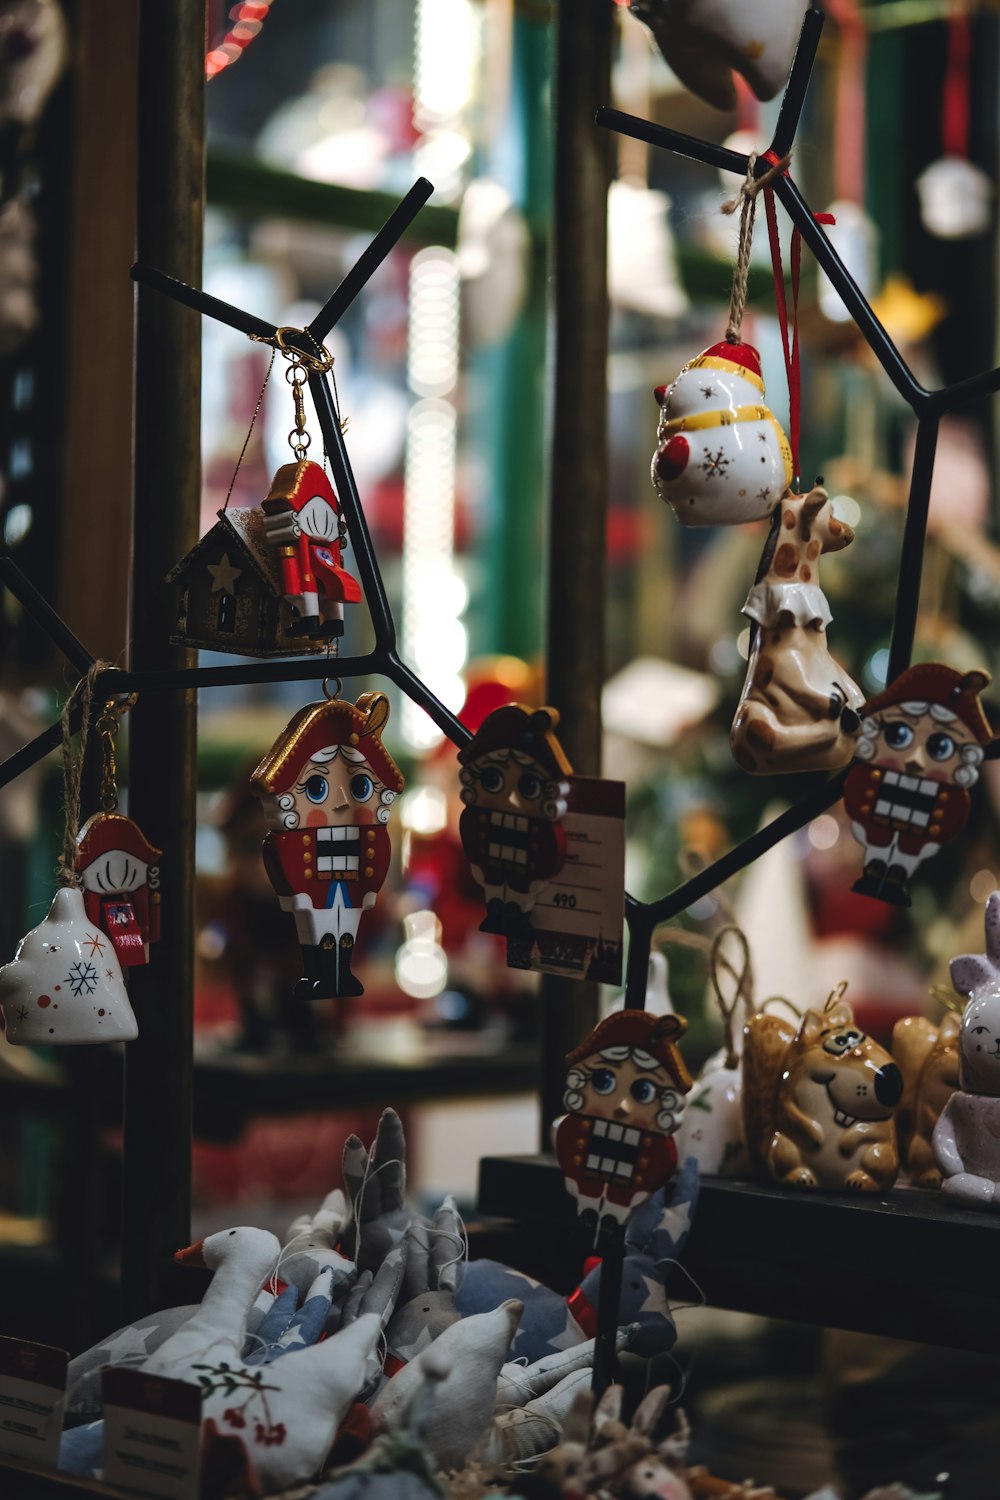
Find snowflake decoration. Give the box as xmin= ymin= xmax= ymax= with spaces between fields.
xmin=83 ymin=931 xmax=106 ymax=958
xmin=16 ymin=1006 xmax=27 ymax=1021
xmin=757 ymin=486 xmax=771 ymax=502
xmin=700 ymin=383 xmax=716 ymax=399
xmin=758 ymin=429 xmax=768 ymax=442
xmin=701 ymin=448 xmax=730 ymax=478
xmin=66 ymin=961 xmax=98 ymax=997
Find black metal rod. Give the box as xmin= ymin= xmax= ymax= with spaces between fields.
xmin=309 ymin=372 xmax=397 ymax=651
xmin=384 ymin=651 xmax=473 ymax=749
xmin=308 ymin=177 xmax=435 ymax=342
xmin=767 ymin=8 xmax=824 ymax=160
xmin=591 ymin=1222 xmax=625 ymax=1396
xmin=641 ymin=773 xmax=848 ymax=928
xmin=129 ymin=262 xmax=278 ymax=343
xmin=0 ymin=555 xmax=95 ymax=675
xmin=887 ymin=415 xmax=939 ymax=681
xmin=597 ymin=107 xmax=747 ymax=176
xmin=622 ymin=896 xmax=654 ymax=1010
xmin=0 ymin=720 xmax=63 ymax=790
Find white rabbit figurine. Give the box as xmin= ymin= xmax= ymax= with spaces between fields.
xmin=934 ymin=892 xmax=1000 ymax=1208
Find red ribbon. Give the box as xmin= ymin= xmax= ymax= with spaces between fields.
xmin=943 ymin=13 xmax=972 ymax=160
xmin=762 ymin=155 xmax=835 ymax=485
xmin=566 ymin=1284 xmax=597 ymax=1339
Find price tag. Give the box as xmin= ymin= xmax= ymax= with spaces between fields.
xmin=103 ymin=1367 xmax=202 ymax=1499
xmin=507 ymin=776 xmax=625 ymax=984
xmin=0 ymin=1336 xmax=68 ymax=1466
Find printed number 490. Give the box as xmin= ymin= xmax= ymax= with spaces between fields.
xmin=552 ymin=892 xmax=577 ymax=909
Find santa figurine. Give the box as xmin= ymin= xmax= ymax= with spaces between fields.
xmin=651 ymin=340 xmax=793 ymax=526
xmin=555 ymin=1009 xmax=693 ymax=1227
xmin=75 ymin=811 xmax=162 ymax=968
xmin=845 ymin=664 xmax=994 ymax=907
xmin=260 ymin=459 xmax=362 ymax=637
xmin=457 ymin=704 xmax=572 ymax=938
xmin=251 ymin=690 xmax=404 ymax=1000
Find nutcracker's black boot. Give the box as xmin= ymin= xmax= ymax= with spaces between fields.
xmin=286 ymin=947 xmax=325 ymax=1051
xmin=332 ymin=933 xmax=365 ymax=998
xmin=479 ymin=898 xmax=506 ymax=934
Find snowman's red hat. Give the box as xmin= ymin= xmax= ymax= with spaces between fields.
xmin=694 ymin=339 xmax=763 ymax=381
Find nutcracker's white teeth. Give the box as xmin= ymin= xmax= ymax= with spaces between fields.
xmin=489 ymin=813 xmax=530 ymax=832
xmin=487 ymin=812 xmax=531 ymax=867
xmin=584 ymin=1118 xmax=642 ymax=1181
xmin=833 ymin=1109 xmax=857 ymax=1128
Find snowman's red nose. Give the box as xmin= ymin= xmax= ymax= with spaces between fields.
xmin=654 ymin=434 xmax=690 ymax=482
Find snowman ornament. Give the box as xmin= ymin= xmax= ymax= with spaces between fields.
xmin=651 ymin=340 xmax=793 ymax=527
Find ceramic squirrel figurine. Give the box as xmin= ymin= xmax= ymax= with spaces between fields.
xmin=742 ymin=993 xmax=903 ymax=1192
xmin=891 ymin=1013 xmax=961 ymax=1188
xmin=934 ymin=893 xmax=1000 ymax=1208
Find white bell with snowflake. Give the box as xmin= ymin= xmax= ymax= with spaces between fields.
xmin=0 ymin=886 xmax=138 ymax=1045
xmin=651 ymin=340 xmax=793 ymax=526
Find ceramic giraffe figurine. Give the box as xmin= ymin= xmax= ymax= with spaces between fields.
xmin=730 ymin=484 xmax=864 ymax=774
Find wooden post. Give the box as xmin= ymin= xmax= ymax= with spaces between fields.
xmin=539 ymin=0 xmax=614 ymax=1145
xmin=120 ymin=0 xmax=204 ymax=1320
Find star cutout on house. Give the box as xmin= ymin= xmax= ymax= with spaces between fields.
xmin=207 ymin=552 xmax=243 ymax=593
xmin=701 ymin=447 xmax=730 ymax=478
xmin=83 ymin=931 xmax=106 ymax=958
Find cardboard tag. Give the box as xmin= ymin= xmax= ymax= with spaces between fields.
xmin=507 ymin=776 xmax=625 ymax=984
xmin=0 ymin=1336 xmax=68 ymax=1466
xmin=103 ymin=1367 xmax=202 ymax=1499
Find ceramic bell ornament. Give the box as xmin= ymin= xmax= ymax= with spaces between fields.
xmin=917 ymin=13 xmax=994 ymax=241
xmin=730 ymin=485 xmax=864 ymax=773
xmin=892 ymin=1010 xmax=960 ymax=1188
xmin=742 ymin=986 xmax=902 ymax=1192
xmin=674 ymin=926 xmax=752 ymax=1177
xmin=251 ymin=688 xmax=404 ymax=1000
xmin=554 ymin=1008 xmax=693 ymax=1226
xmin=457 ymin=703 xmax=572 ymax=939
xmin=933 ymin=893 xmax=1000 ymax=1209
xmin=0 ymin=672 xmax=139 ymax=1044
xmin=845 ymin=663 xmax=993 ymax=907
xmin=627 ymin=0 xmax=809 ymax=111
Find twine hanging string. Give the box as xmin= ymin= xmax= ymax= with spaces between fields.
xmin=708 ymin=925 xmax=755 ymax=1070
xmin=57 ymin=661 xmax=132 ymax=889
xmin=721 ymin=150 xmax=791 ymax=344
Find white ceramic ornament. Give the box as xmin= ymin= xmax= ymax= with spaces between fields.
xmin=673 ymin=1048 xmax=743 ymax=1176
xmin=933 ymin=892 xmax=1000 ymax=1209
xmin=0 ymin=886 xmax=138 ymax=1045
xmin=651 ymin=341 xmax=793 ymax=527
xmin=818 ymin=201 xmax=879 ymax=323
xmin=628 ymin=0 xmax=808 ymax=111
xmin=916 ymin=156 xmax=994 ymax=240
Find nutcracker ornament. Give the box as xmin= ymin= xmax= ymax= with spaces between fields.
xmin=651 ymin=341 xmax=793 ymax=527
xmin=251 ymin=688 xmax=404 ymax=1000
xmin=554 ymin=1009 xmax=693 ymax=1227
xmin=845 ymin=663 xmax=993 ymax=907
xmin=457 ymin=704 xmax=572 ymax=938
xmin=261 ymin=459 xmax=362 ymax=640
xmin=730 ymin=484 xmax=864 ymax=773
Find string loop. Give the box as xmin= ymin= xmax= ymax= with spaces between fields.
xmin=721 ymin=150 xmax=791 ymax=344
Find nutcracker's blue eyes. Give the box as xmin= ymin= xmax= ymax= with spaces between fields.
xmin=882 ymin=721 xmax=914 ymax=750
xmin=630 ymin=1078 xmax=656 ymax=1104
xmin=518 ymin=772 xmax=542 ymax=800
xmin=480 ymin=766 xmax=504 ymax=794
xmin=304 ymin=775 xmax=328 ymax=803
xmin=589 ymin=1067 xmax=616 ymax=1095
xmin=351 ymin=773 xmax=374 ymax=802
xmin=927 ymin=732 xmax=956 ymax=761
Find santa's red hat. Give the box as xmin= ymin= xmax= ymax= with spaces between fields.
xmin=862 ymin=664 xmax=993 ymax=745
xmin=76 ymin=812 xmax=161 ymax=866
xmin=566 ymin=1008 xmax=693 ymax=1092
xmin=251 ymin=691 xmax=405 ymax=795
xmin=457 ymin=704 xmax=572 ymax=780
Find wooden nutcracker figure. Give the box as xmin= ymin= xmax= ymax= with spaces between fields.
xmin=845 ymin=664 xmax=993 ymax=906
xmin=555 ymin=1009 xmax=693 ymax=1226
xmin=251 ymin=690 xmax=404 ymax=999
xmin=457 ymin=704 xmax=572 ymax=937
xmin=261 ymin=460 xmax=362 ymax=638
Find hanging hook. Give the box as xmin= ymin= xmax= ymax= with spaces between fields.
xmin=323 ymin=676 xmax=343 ymax=702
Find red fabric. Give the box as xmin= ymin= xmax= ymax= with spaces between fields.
xmin=566 ymin=1284 xmax=597 ymax=1339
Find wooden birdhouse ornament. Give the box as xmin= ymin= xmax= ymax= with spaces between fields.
xmin=251 ymin=689 xmax=404 ymax=1000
